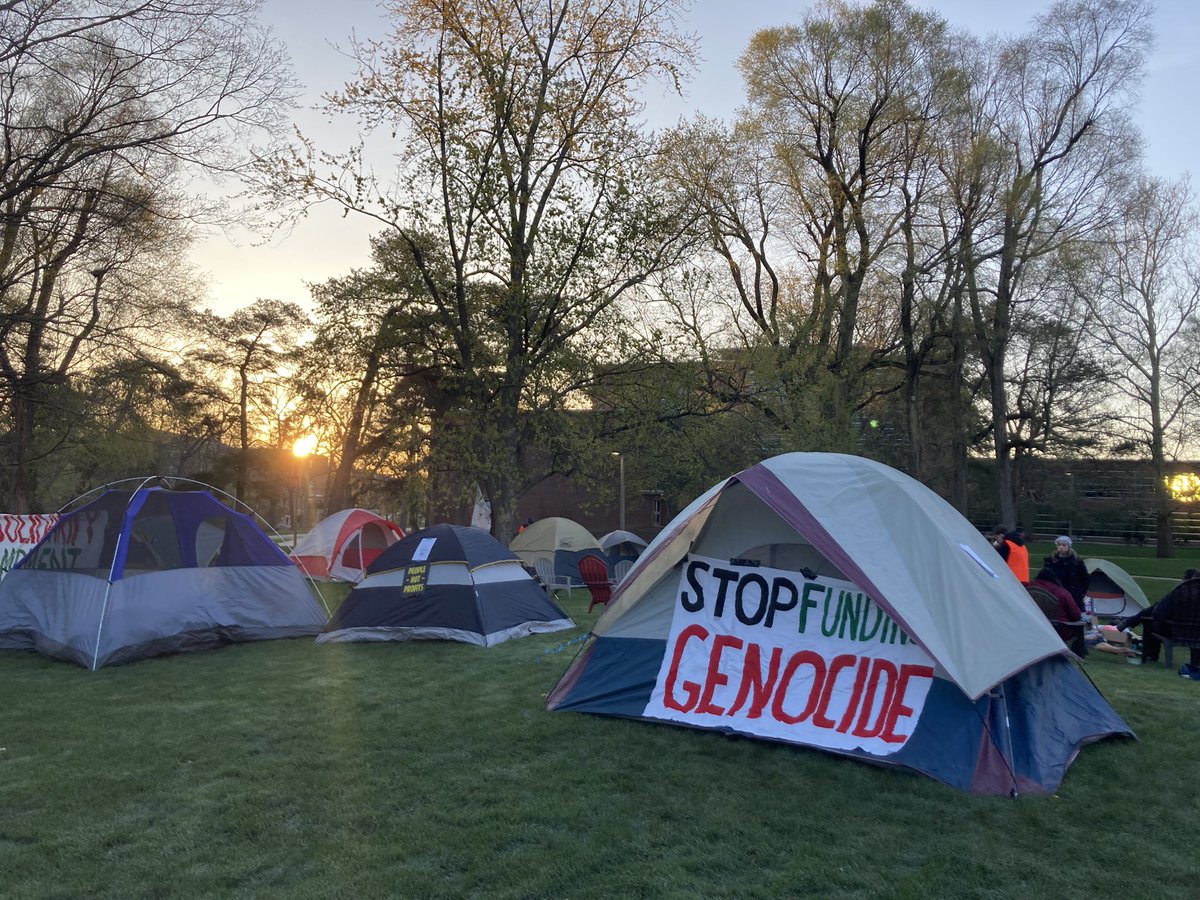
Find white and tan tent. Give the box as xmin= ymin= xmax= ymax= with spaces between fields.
xmin=548 ymin=453 xmax=1131 ymax=795
xmin=509 ymin=517 xmax=601 ymax=588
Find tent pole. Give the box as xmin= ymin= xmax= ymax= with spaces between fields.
xmin=998 ymin=683 xmax=1019 ymax=798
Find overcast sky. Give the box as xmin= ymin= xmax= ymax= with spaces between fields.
xmin=190 ymin=0 xmax=1200 ymax=313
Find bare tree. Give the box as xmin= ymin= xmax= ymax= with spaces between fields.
xmin=0 ymin=0 xmax=296 ymax=510
xmin=1089 ymin=175 xmax=1200 ymax=556
xmin=962 ymin=0 xmax=1151 ymax=527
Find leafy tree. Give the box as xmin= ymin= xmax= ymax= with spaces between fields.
xmin=271 ymin=0 xmax=696 ymax=540
xmin=192 ymin=299 xmax=309 ymax=501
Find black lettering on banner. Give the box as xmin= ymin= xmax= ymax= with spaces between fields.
xmin=710 ymin=567 xmax=740 ymax=617
xmin=734 ymin=573 xmax=769 ymax=626
xmin=765 ymin=577 xmax=798 ymax=628
xmin=681 ymin=559 xmax=710 ymax=612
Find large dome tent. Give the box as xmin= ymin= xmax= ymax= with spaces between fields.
xmin=1084 ymin=557 xmax=1151 ymax=619
xmin=548 ymin=453 xmax=1132 ymax=795
xmin=0 ymin=476 xmax=328 ymax=670
xmin=290 ymin=508 xmax=405 ymax=582
xmin=509 ymin=517 xmax=601 ymax=588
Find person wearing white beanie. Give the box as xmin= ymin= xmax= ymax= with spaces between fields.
xmin=1044 ymin=535 xmax=1088 ymax=608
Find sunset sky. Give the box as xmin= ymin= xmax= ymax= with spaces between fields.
xmin=190 ymin=0 xmax=1200 ymax=313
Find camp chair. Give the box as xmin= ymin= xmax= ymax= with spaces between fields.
xmin=534 ymin=558 xmax=568 ymax=595
xmin=1150 ymin=579 xmax=1200 ymax=668
xmin=1026 ymin=585 xmax=1086 ymax=656
xmin=578 ymin=554 xmax=612 ymax=613
xmin=612 ymin=559 xmax=634 ymax=585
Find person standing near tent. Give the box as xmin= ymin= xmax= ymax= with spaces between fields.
xmin=991 ymin=525 xmax=1030 ymax=584
xmin=1043 ymin=536 xmax=1089 ymax=610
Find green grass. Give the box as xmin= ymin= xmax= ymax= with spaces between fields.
xmin=3 ymin=590 xmax=1198 ymax=898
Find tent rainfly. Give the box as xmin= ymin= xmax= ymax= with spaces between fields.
xmin=290 ymin=508 xmax=405 ymax=582
xmin=548 ymin=453 xmax=1133 ymax=795
xmin=317 ymin=523 xmax=574 ymax=647
xmin=0 ymin=484 xmax=327 ymax=669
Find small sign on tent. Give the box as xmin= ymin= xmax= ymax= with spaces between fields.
xmin=644 ymin=555 xmax=936 ymax=756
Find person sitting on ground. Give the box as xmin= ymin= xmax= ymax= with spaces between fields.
xmin=1028 ymin=567 xmax=1086 ymax=655
xmin=991 ymin=524 xmax=1029 ymax=584
xmin=1117 ymin=568 xmax=1200 ymax=666
xmin=1042 ymin=535 xmax=1089 ymax=609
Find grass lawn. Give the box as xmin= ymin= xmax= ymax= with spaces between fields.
xmin=3 ymin=589 xmax=1198 ymax=899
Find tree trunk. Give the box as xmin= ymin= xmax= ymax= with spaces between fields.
xmin=9 ymin=386 xmax=37 ymax=513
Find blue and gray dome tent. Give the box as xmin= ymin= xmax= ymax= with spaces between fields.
xmin=548 ymin=453 xmax=1133 ymax=796
xmin=0 ymin=477 xmax=327 ymax=669
xmin=318 ymin=523 xmax=574 ymax=647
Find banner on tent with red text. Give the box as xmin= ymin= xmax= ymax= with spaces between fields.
xmin=0 ymin=514 xmax=60 ymax=579
xmin=644 ymin=555 xmax=937 ymax=757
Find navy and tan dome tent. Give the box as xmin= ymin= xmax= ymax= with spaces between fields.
xmin=547 ymin=453 xmax=1133 ymax=796
xmin=509 ymin=517 xmax=601 ymax=588
xmin=317 ymin=523 xmax=574 ymax=647
xmin=0 ymin=481 xmax=327 ymax=670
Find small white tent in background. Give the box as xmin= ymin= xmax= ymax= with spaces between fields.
xmin=290 ymin=509 xmax=405 ymax=582
xmin=549 ymin=453 xmax=1132 ymax=795
xmin=1084 ymin=558 xmax=1151 ymax=619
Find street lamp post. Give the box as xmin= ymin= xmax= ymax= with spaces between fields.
xmin=611 ymin=451 xmax=625 ymax=531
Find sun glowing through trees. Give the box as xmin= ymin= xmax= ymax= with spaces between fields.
xmin=292 ymin=434 xmax=318 ymax=458
xmin=1166 ymin=473 xmax=1200 ymax=503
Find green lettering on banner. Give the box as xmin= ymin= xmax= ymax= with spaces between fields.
xmin=0 ymin=546 xmax=26 ymax=574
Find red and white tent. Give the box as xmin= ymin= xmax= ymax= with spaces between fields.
xmin=290 ymin=509 xmax=404 ymax=582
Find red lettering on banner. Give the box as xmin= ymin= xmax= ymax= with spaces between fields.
xmin=663 ymin=624 xmax=709 ymax=712
xmin=812 ymin=653 xmax=858 ymax=729
xmin=852 ymin=658 xmax=898 ymax=739
xmin=773 ymin=650 xmax=825 ymax=724
xmin=881 ymin=663 xmax=935 ymax=743
xmin=696 ymin=633 xmax=742 ymax=716
xmin=726 ymin=643 xmax=782 ymax=718
xmin=661 ymin=627 xmax=933 ymax=746
xmin=836 ymin=657 xmax=872 ymax=733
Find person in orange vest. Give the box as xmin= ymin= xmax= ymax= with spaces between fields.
xmin=990 ymin=524 xmax=1030 ymax=584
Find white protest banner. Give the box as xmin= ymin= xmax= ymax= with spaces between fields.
xmin=644 ymin=554 xmax=936 ymax=757
xmin=0 ymin=514 xmax=60 ymax=578
xmin=4 ymin=510 xmax=109 ymax=574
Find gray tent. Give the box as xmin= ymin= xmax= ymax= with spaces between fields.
xmin=0 ymin=484 xmax=327 ymax=669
